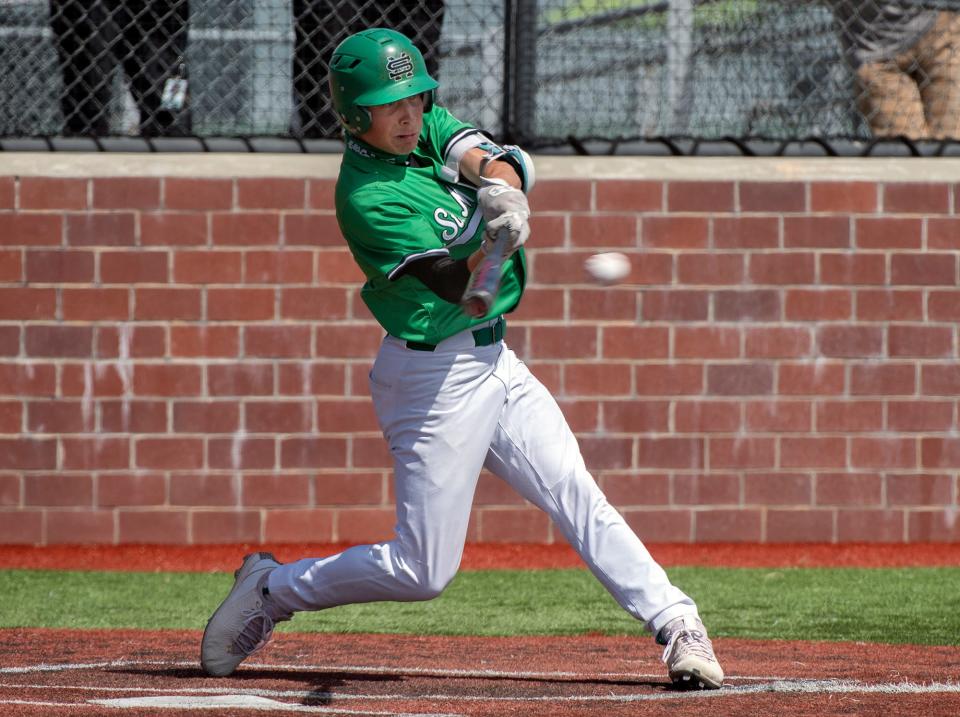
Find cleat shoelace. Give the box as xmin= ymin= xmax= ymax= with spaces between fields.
xmin=231 ymin=606 xmax=290 ymax=657
xmin=662 ymin=626 xmax=716 ymax=666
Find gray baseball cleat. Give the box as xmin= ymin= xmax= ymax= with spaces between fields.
xmin=200 ymin=552 xmax=292 ymax=677
xmin=659 ymin=615 xmax=724 ymax=689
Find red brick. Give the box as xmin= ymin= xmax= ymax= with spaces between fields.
xmin=62 ymin=437 xmax=130 ymax=470
xmin=66 ymin=213 xmax=135 ymax=246
xmin=820 ymin=253 xmax=886 ymax=285
xmin=622 ymin=509 xmax=692 ymax=543
xmin=837 ymin=509 xmax=905 ymax=542
xmin=781 ymin=437 xmax=846 ymax=468
xmin=0 ymin=511 xmax=42 ymax=543
xmin=245 ymin=326 xmax=312 ymax=358
xmin=534 ymin=251 xmax=594 ymax=285
xmin=784 ymin=216 xmax=851 ymax=248
xmin=135 ymin=288 xmax=201 ymax=320
xmin=815 ymin=472 xmax=883 ymax=506
xmin=714 ymin=290 xmax=781 ymax=321
xmin=564 ymin=363 xmax=632 ymax=396
xmin=27 ymin=400 xmax=86 ymax=433
xmin=750 ymin=252 xmax=815 ymax=284
xmin=97 ymin=473 xmax=166 ymax=506
xmin=850 ymin=363 xmax=915 ymax=395
xmin=281 ymin=437 xmax=348 ymax=468
xmin=62 ymin=289 xmax=130 ymax=321
xmin=283 ymin=213 xmax=344 ymax=246
xmin=0 ymin=327 xmax=18 ymax=356
xmin=0 ymin=401 xmax=21 ymax=433
xmin=173 ymin=250 xmax=242 ymax=284
xmin=281 ymin=288 xmax=350 ymax=321
xmin=642 ymin=216 xmax=708 ymax=248
xmin=635 ymin=364 xmax=703 ymax=395
xmin=0 ymin=214 xmax=63 ymax=246
xmin=191 ymin=510 xmax=261 ymax=544
xmin=0 ymin=178 xmax=12 ymax=208
xmin=674 ymin=327 xmax=740 ymax=359
xmin=93 ymin=178 xmax=160 ymax=209
xmin=211 ymin=213 xmax=280 ymax=246
xmin=0 ymin=288 xmax=56 ymax=320
xmin=856 ymin=289 xmax=923 ymax=321
xmin=767 ymin=509 xmax=834 ymax=542
xmin=707 ymin=363 xmax=773 ymax=395
xmin=712 ymin=216 xmax=779 ymax=249
xmin=570 ymin=214 xmax=637 ymax=248
xmin=889 ymin=325 xmax=953 ymax=358
xmin=25 ymin=325 xmax=93 ymax=357
xmin=745 ymin=401 xmax=811 ymax=432
xmin=315 ymin=472 xmax=385 ymax=505
xmin=337 ymin=507 xmax=398 ymax=542
xmin=641 ymin=290 xmax=709 ymax=321
xmin=170 ymin=473 xmax=237 ymax=506
xmin=667 ymin=181 xmax=734 ymax=212
xmin=308 ymin=179 xmax=336 ymax=210
xmin=25 ymin=474 xmax=93 ymax=507
xmin=673 ymin=473 xmax=740 ymax=505
xmin=816 ymin=324 xmax=882 ymax=357
xmin=246 ymin=401 xmax=312 ymax=433
xmin=709 ymin=437 xmax=776 ymax=469
xmin=745 ymin=327 xmax=812 ymax=358
xmin=928 ymin=218 xmax=960 ymax=249
xmin=581 ymin=437 xmax=635 ymax=469
xmin=209 ymin=363 xmax=274 ymax=396
xmin=165 ymin=178 xmax=233 ymax=211
xmin=887 ymin=400 xmax=954 ymax=431
xmin=0 ymin=249 xmax=21 ymax=282
xmin=101 ymin=401 xmax=167 ymax=433
xmin=677 ymin=253 xmax=745 ymax=285
xmin=557 ymin=399 xmax=600 ymax=433
xmin=929 ymin=290 xmax=960 ymax=320
xmin=509 ymin=287 xmax=564 ymax=321
xmin=602 ymin=326 xmax=669 ymax=359
xmin=264 ymin=508 xmax=335 ymax=542
xmin=891 ymin=253 xmax=956 ymax=285
xmin=208 ymin=288 xmax=275 ymax=321
xmin=595 ymin=180 xmax=662 ymax=211
xmin=60 ymin=363 xmax=124 ymax=397
xmin=740 ymin=181 xmax=805 ymax=212
xmin=602 ymin=401 xmax=670 ymax=433
xmin=313 ymin=325 xmax=383 ymax=359
xmin=134 ymin=364 xmax=202 ymax=396
xmin=636 ymin=437 xmax=703 ymax=470
xmin=816 ymin=401 xmax=884 ymax=432
xmin=883 ymin=182 xmax=950 ymax=214
xmin=100 ymin=324 xmax=168 ymax=360
xmin=278 ymin=363 xmax=346 ymax=396
xmin=101 ymin=250 xmax=170 ymax=283
xmin=137 ymin=438 xmax=204 ymax=470
xmin=118 ymin=510 xmax=189 ymax=543
xmin=786 ymin=290 xmax=853 ymax=322
xmin=744 ymin=473 xmax=812 ymax=505
xmin=170 ymin=326 xmax=238 ymax=358
xmin=236 ymin=178 xmax=304 ymax=210
xmin=19 ymin=177 xmax=88 ymax=209
xmin=568 ymin=289 xmax=638 ymax=321
xmin=695 ymin=508 xmax=762 ymax=542
xmin=811 ymin=181 xmax=877 ymax=212
xmin=527 ymin=214 xmax=566 ymax=248
xmin=173 ymin=401 xmax=240 ymax=433
xmin=908 ymin=510 xmax=960 ymax=541
xmin=141 ymin=212 xmax=208 ymax=247
xmin=208 ymin=438 xmax=276 ymax=470
xmin=526 ymin=326 xmax=598 ymax=359
xmin=856 ymin=217 xmax=922 ymax=249
xmin=921 ymin=438 xmax=960 ymax=468
xmin=529 ymin=180 xmax=592 ymax=212
xmin=244 ymin=474 xmax=312 ymax=507
xmin=599 ymin=473 xmax=670 ymax=506
xmin=25 ymin=249 xmax=94 ymax=283
xmin=478 ymin=507 xmax=550 ymax=543
xmin=674 ymin=401 xmax=741 ymax=433
xmin=887 ymin=474 xmax=953 ymax=506
xmin=245 ymin=250 xmax=314 ymax=284
xmin=0 ymin=363 xmax=55 ymax=396
xmin=851 ymin=437 xmax=917 ymax=469
xmin=781 ymin=363 xmax=851 ymax=405
xmin=46 ymin=510 xmax=115 ymax=544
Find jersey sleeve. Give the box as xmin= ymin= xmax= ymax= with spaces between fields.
xmin=340 ymin=189 xmax=449 ymax=281
xmin=422 ymin=104 xmax=489 ymax=183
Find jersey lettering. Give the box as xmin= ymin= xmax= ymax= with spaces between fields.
xmin=434 ymin=208 xmax=464 ymax=241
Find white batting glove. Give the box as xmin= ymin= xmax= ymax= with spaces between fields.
xmin=477 ymin=177 xmax=530 ymax=256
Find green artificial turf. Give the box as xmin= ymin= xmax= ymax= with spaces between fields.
xmin=2 ymin=566 xmax=958 ymax=646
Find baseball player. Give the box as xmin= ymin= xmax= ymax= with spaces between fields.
xmin=200 ymin=28 xmax=724 ymax=690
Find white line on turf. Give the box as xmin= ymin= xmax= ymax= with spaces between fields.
xmin=89 ymin=695 xmax=459 ymax=716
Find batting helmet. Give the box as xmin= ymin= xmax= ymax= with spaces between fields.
xmin=329 ymin=28 xmax=439 ymax=134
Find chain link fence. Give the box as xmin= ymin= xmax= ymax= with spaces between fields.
xmin=1 ymin=1 xmax=958 ymax=149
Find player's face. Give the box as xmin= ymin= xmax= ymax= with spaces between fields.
xmin=359 ymin=94 xmax=425 ymax=155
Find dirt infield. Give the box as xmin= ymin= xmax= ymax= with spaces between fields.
xmin=1 ymin=628 xmax=958 ymax=716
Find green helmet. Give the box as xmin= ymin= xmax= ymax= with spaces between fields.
xmin=329 ymin=28 xmax=439 ymax=134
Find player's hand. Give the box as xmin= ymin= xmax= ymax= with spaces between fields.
xmin=477 ymin=178 xmax=530 ymax=256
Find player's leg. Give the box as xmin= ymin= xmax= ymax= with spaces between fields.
xmin=483 ymin=345 xmax=723 ymax=688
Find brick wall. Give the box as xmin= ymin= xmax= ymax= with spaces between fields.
xmin=1 ymin=154 xmax=958 ymax=545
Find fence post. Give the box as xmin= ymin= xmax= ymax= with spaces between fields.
xmin=501 ymin=0 xmax=537 ymax=144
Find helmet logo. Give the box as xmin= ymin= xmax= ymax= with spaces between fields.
xmin=386 ymin=52 xmax=414 ymax=81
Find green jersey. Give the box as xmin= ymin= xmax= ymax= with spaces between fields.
xmin=335 ymin=105 xmax=526 ymax=344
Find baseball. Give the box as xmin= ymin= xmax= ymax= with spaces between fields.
xmin=584 ymin=252 xmax=631 ymax=285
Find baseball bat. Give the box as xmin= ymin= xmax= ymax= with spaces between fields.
xmin=461 ymin=226 xmax=509 ymax=318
